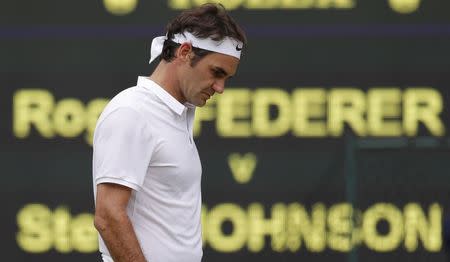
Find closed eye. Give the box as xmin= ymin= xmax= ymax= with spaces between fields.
xmin=211 ymin=67 xmax=227 ymax=78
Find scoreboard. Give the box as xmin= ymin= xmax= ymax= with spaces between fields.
xmin=1 ymin=0 xmax=450 ymax=261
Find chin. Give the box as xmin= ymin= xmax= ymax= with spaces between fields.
xmin=196 ymin=100 xmax=207 ymax=107
xmin=187 ymin=98 xmax=203 ymax=107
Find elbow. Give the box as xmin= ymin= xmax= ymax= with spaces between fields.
xmin=94 ymin=206 xmax=128 ymax=234
xmin=94 ymin=212 xmax=108 ymax=234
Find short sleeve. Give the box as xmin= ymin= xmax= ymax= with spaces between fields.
xmin=93 ymin=107 xmax=153 ymax=191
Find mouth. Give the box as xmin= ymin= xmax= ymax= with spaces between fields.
xmin=202 ymin=91 xmax=212 ymax=99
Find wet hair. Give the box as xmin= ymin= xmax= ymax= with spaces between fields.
xmin=159 ymin=3 xmax=247 ymax=66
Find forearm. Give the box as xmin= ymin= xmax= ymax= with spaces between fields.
xmin=95 ymin=213 xmax=147 ymax=262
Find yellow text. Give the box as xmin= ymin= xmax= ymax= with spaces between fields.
xmin=13 ymin=89 xmax=109 ymax=145
xmin=17 ymin=202 xmax=442 ymax=254
xmin=203 ymin=202 xmax=442 ymax=253
xmin=195 ymin=87 xmax=445 ymax=138
xmin=16 ymin=204 xmax=97 ymax=253
xmin=12 ymin=87 xmax=445 ymax=144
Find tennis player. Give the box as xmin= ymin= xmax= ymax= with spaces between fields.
xmin=92 ymin=3 xmax=247 ymax=262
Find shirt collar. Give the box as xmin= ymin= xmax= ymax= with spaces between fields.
xmin=137 ymin=76 xmax=190 ymax=116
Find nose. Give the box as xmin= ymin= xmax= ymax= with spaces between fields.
xmin=212 ymin=79 xmax=225 ymax=94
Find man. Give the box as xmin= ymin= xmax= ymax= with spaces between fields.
xmin=92 ymin=3 xmax=247 ymax=262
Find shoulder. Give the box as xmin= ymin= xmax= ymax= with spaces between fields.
xmin=94 ymin=87 xmax=152 ymax=135
xmin=105 ymin=87 xmax=146 ymax=113
xmin=98 ymin=86 xmax=155 ymax=124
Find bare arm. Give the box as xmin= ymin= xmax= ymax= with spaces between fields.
xmin=94 ymin=183 xmax=147 ymax=262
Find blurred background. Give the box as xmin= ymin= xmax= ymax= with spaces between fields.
xmin=1 ymin=0 xmax=450 ymax=261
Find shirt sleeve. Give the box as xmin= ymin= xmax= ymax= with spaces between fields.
xmin=93 ymin=107 xmax=153 ymax=191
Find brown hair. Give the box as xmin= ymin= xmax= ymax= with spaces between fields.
xmin=159 ymin=3 xmax=247 ymax=65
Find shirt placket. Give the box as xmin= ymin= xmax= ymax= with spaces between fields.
xmin=183 ymin=109 xmax=193 ymax=145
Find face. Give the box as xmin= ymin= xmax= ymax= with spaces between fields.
xmin=178 ymin=51 xmax=239 ymax=107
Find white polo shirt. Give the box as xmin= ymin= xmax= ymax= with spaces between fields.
xmin=92 ymin=77 xmax=203 ymax=262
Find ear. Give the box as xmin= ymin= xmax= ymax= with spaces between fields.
xmin=176 ymin=43 xmax=193 ymax=62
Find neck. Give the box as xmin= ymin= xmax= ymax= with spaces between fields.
xmin=149 ymin=61 xmax=185 ymax=103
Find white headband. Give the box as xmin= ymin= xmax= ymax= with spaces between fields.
xmin=149 ymin=31 xmax=243 ymax=64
